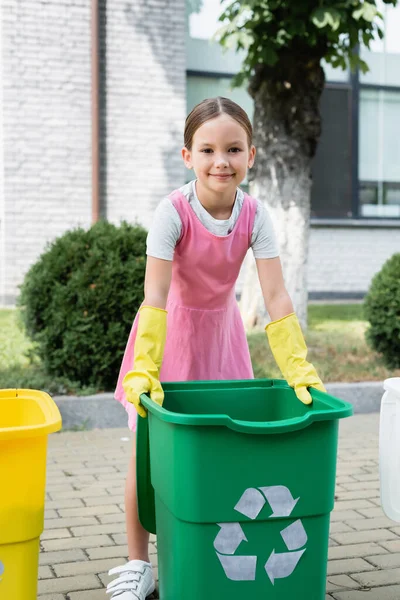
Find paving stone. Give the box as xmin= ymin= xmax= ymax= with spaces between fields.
xmin=111 ymin=533 xmax=128 ymax=545
xmin=38 ymin=574 xmax=101 ymax=595
xmin=49 ymin=487 xmax=110 ymax=500
xmin=84 ymin=495 xmax=125 ymax=506
xmin=352 ymin=474 xmax=379 ymax=482
xmin=53 ymin=557 xmax=122 ymax=577
xmin=345 ymin=517 xmax=397 ymax=531
xmin=330 ymin=510 xmax=364 ymax=522
xmin=341 ymin=481 xmax=380 ymax=491
xmin=58 ymin=504 xmax=122 ymax=518
xmin=366 ymin=552 xmax=400 ymax=569
xmin=41 ymin=528 xmax=72 ymax=541
xmin=332 ymin=585 xmax=400 ymax=599
xmin=355 ymin=507 xmax=386 ymax=519
xmin=333 ymin=500 xmax=377 ymax=511
xmin=97 ymin=510 xmax=125 ymax=523
xmin=70 ymin=522 xmax=126 ymax=537
xmin=326 ymin=574 xmax=360 ymax=593
xmin=327 ymin=558 xmax=375 ymax=575
xmin=45 ymin=498 xmax=85 ymax=510
xmin=379 ymin=539 xmax=400 ymax=552
xmin=38 ymin=565 xmax=54 ymax=579
xmin=330 ymin=529 xmax=399 ymax=545
xmin=351 ymin=568 xmax=400 ymax=587
xmin=86 ymin=545 xmax=128 ymax=560
xmin=330 ymin=522 xmax=356 ymax=534
xmin=335 ymin=490 xmax=381 ymax=501
xmin=41 ymin=534 xmax=114 ymax=552
xmin=44 ymin=516 xmax=99 ymax=530
xmin=68 ymin=591 xmax=109 ymax=600
xmin=328 ymin=543 xmax=388 ymax=560
xmin=40 ymin=548 xmax=87 ymax=565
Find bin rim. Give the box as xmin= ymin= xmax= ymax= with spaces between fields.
xmin=140 ymin=379 xmax=353 ymax=434
xmin=0 ymin=388 xmax=62 ymax=440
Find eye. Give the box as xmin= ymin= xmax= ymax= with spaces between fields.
xmin=229 ymin=147 xmax=242 ymax=153
xmin=201 ymin=148 xmax=213 ymax=153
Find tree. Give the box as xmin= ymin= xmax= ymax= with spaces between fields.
xmin=216 ymin=0 xmax=397 ymax=329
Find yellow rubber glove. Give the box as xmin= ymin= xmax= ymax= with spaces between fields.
xmin=265 ymin=312 xmax=326 ymax=405
xmin=122 ymin=306 xmax=167 ymax=418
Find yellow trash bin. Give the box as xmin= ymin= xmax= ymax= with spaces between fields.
xmin=0 ymin=389 xmax=62 ymax=600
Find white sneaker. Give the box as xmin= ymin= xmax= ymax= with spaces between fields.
xmin=106 ymin=560 xmax=156 ymax=599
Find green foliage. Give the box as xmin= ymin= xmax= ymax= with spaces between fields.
xmin=215 ymin=0 xmax=398 ymax=86
xmin=364 ymin=253 xmax=400 ymax=369
xmin=18 ymin=220 xmax=147 ymax=390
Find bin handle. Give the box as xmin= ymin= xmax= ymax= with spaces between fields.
xmin=140 ymin=389 xmax=353 ymax=434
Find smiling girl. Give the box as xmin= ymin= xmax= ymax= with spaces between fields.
xmin=106 ymin=97 xmax=324 ymax=600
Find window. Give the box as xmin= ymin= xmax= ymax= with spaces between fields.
xmin=311 ymin=87 xmax=353 ymax=218
xmin=359 ymin=89 xmax=400 ymax=217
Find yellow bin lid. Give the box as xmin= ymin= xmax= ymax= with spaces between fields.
xmin=0 ymin=389 xmax=62 ymax=440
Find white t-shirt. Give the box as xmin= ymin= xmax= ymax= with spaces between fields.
xmin=146 ymin=180 xmax=279 ymax=261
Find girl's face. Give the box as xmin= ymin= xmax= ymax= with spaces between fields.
xmin=182 ymin=114 xmax=255 ymax=196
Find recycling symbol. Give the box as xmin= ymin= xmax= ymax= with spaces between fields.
xmin=214 ymin=485 xmax=307 ymax=584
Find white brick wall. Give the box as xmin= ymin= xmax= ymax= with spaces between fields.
xmin=308 ymin=226 xmax=400 ymax=295
xmin=105 ymin=0 xmax=187 ymax=229
xmin=1 ymin=0 xmax=92 ymax=304
xmin=0 ymin=0 xmax=187 ymax=304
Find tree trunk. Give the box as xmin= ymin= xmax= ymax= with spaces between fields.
xmin=240 ymin=52 xmax=325 ymax=331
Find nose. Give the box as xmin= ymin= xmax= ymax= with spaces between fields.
xmin=214 ymin=153 xmax=229 ymax=169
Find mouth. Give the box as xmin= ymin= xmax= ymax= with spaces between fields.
xmin=209 ymin=174 xmax=234 ymax=180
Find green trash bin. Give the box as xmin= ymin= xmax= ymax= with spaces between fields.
xmin=137 ymin=378 xmax=352 ymax=600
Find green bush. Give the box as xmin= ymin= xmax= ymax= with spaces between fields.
xmin=364 ymin=253 xmax=400 ymax=369
xmin=18 ymin=220 xmax=147 ymax=391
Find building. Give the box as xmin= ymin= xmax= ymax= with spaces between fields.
xmin=0 ymin=0 xmax=399 ymax=306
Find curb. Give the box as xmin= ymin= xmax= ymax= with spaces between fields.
xmin=53 ymin=381 xmax=384 ymax=431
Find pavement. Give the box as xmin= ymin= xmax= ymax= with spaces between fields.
xmin=37 ymin=412 xmax=400 ymax=600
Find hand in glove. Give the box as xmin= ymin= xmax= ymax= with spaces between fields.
xmin=122 ymin=305 xmax=167 ymax=418
xmin=265 ymin=312 xmax=325 ymax=405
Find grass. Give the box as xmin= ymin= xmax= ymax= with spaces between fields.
xmin=249 ymin=303 xmax=400 ymax=383
xmin=0 ymin=309 xmax=32 ymax=368
xmin=0 ymin=309 xmax=98 ymax=396
xmin=1 ymin=304 xmax=399 ymax=395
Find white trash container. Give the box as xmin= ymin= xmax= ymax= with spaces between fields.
xmin=379 ymin=378 xmax=400 ymax=522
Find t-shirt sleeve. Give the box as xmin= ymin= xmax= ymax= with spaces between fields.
xmin=251 ymin=199 xmax=280 ymax=259
xmin=146 ymin=197 xmax=182 ymax=261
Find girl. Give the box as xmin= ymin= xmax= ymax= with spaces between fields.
xmin=106 ymin=97 xmax=325 ymax=600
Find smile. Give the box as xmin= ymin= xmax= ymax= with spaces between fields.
xmin=210 ymin=174 xmax=234 ymax=179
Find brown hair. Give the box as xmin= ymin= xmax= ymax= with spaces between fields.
xmin=184 ymin=97 xmax=253 ymax=151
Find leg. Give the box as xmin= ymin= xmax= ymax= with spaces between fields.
xmin=107 ymin=433 xmax=155 ymax=599
xmin=125 ymin=433 xmax=150 ymax=562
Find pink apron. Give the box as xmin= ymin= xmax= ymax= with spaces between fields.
xmin=115 ymin=189 xmax=257 ymax=431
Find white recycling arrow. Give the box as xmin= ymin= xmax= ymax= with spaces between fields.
xmin=234 ymin=486 xmax=299 ymax=520
xmin=214 ymin=523 xmax=247 ymax=555
xmin=234 ymin=487 xmax=266 ymax=520
xmin=280 ymin=519 xmax=307 ymax=551
xmin=217 ymin=554 xmax=257 ymax=581
xmin=259 ymin=486 xmax=299 ymax=517
xmin=265 ymin=548 xmax=305 ymax=585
